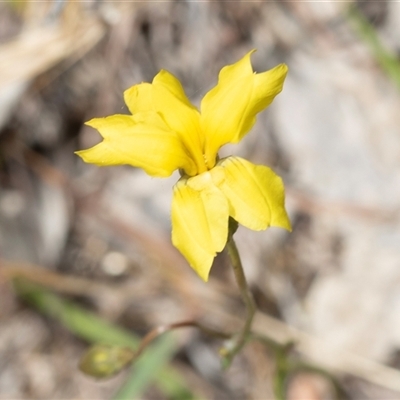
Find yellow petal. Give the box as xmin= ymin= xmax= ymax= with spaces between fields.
xmin=76 ymin=114 xmax=196 ymax=177
xmin=124 ymin=71 xmax=206 ymax=175
xmin=216 ymin=157 xmax=291 ymax=231
xmin=124 ymin=70 xmax=196 ymax=114
xmin=201 ymin=50 xmax=288 ymax=167
xmin=153 ymin=70 xmax=198 ymax=111
xmin=171 ymin=173 xmax=229 ymax=281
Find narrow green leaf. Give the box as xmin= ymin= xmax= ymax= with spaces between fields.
xmin=113 ymin=333 xmax=176 ymax=400
xmin=14 ymin=279 xmax=201 ymax=400
xmin=347 ymin=5 xmax=400 ymax=89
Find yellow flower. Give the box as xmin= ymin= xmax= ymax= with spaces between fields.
xmin=76 ymin=50 xmax=291 ymax=281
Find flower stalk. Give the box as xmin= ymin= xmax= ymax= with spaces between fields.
xmin=220 ymin=219 xmax=256 ymax=368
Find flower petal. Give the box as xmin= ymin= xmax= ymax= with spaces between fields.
xmin=124 ymin=70 xmax=196 ymax=114
xmin=201 ymin=50 xmax=288 ymax=167
xmin=76 ymin=114 xmax=196 ymax=177
xmin=124 ymin=71 xmax=206 ymax=175
xmin=171 ymin=173 xmax=229 ymax=281
xmin=216 ymin=157 xmax=291 ymax=231
xmin=153 ymin=70 xmax=198 ymax=111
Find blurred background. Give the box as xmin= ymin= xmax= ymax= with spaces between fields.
xmin=2 ymin=1 xmax=400 ymax=399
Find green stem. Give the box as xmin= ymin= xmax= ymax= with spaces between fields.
xmin=221 ymin=225 xmax=256 ymax=368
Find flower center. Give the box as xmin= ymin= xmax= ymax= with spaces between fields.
xmin=187 ymin=165 xmax=225 ymax=191
xmin=203 ymin=152 xmax=217 ymax=171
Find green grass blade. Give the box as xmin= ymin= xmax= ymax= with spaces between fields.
xmin=113 ymin=333 xmax=176 ymax=400
xmin=15 ymin=279 xmax=139 ymax=347
xmin=347 ymin=5 xmax=400 ymax=89
xmin=14 ymin=279 xmax=201 ymax=400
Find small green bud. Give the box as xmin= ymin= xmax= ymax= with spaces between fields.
xmin=79 ymin=344 xmax=135 ymax=378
